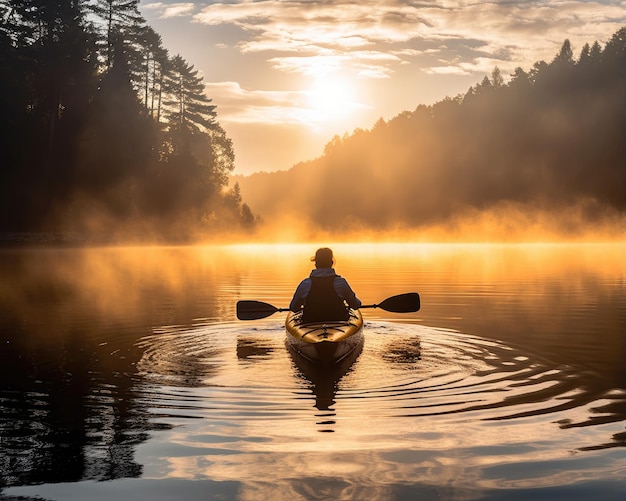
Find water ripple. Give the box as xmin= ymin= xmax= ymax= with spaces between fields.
xmin=134 ymin=320 xmax=626 ymax=451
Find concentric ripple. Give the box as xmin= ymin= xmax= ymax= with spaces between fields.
xmin=340 ymin=324 xmax=593 ymax=422
xmin=135 ymin=320 xmax=626 ymax=451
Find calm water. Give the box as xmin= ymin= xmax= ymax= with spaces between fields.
xmin=0 ymin=243 xmax=625 ymax=500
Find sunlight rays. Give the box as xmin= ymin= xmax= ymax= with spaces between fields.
xmin=142 ymin=1 xmax=626 ymax=173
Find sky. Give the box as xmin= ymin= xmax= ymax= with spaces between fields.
xmin=139 ymin=0 xmax=626 ymax=176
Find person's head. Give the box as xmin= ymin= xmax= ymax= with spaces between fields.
xmin=311 ymin=247 xmax=334 ymax=268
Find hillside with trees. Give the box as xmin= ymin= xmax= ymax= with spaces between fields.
xmin=236 ymin=28 xmax=626 ymax=240
xmin=0 ymin=0 xmax=256 ymax=243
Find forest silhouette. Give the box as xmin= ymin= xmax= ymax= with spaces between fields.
xmin=0 ymin=0 xmax=256 ymax=243
xmin=2 ymin=1 xmax=625 ymax=243
xmin=236 ymin=28 xmax=626 ymax=241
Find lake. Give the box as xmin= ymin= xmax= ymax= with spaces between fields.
xmin=0 ymin=243 xmax=625 ymax=500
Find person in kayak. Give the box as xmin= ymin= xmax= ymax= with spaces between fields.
xmin=289 ymin=247 xmax=362 ymax=323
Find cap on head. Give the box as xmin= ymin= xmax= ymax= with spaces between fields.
xmin=311 ymin=247 xmax=334 ymax=268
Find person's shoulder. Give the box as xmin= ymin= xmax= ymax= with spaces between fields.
xmin=311 ymin=268 xmax=336 ymax=278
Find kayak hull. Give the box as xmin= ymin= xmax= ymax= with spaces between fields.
xmin=285 ymin=309 xmax=364 ymax=365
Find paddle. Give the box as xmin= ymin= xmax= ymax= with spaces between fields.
xmin=236 ymin=301 xmax=291 ymax=320
xmin=360 ymin=292 xmax=421 ymax=313
xmin=236 ymin=292 xmax=420 ymax=320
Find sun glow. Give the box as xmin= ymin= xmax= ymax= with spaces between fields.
xmin=304 ymin=75 xmax=362 ymax=124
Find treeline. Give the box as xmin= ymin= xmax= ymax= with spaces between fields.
xmin=0 ymin=0 xmax=256 ymax=241
xmin=238 ymin=28 xmax=626 ymax=236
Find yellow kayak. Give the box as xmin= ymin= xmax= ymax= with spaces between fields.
xmin=285 ymin=308 xmax=364 ymax=364
xmin=237 ymin=293 xmax=419 ymax=364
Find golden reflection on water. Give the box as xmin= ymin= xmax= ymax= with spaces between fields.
xmin=2 ymin=242 xmax=624 ymax=380
xmin=134 ymin=338 xmax=624 ymax=501
xmin=133 ymin=244 xmax=626 ymax=497
xmin=3 ymin=242 xmax=624 ymax=314
xmin=127 ymin=311 xmax=626 ymax=501
xmin=2 ymin=242 xmax=624 ymax=375
xmin=1 ymin=243 xmax=625 ymax=500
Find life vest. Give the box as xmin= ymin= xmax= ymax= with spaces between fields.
xmin=301 ymin=275 xmax=349 ymax=323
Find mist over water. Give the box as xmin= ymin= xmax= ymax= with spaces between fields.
xmin=234 ymin=32 xmax=626 ymax=244
xmin=1 ymin=243 xmax=625 ymax=500
xmin=235 ymin=201 xmax=626 ymax=244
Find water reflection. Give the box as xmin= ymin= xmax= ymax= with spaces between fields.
xmin=236 ymin=337 xmax=275 ymax=361
xmin=287 ymin=336 xmax=365 ymax=414
xmin=124 ymin=324 xmax=626 ymax=500
xmin=0 ymin=323 xmax=149 ymax=487
xmin=0 ymin=244 xmax=625 ymax=499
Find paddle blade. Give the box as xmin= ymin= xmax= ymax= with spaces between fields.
xmin=236 ymin=300 xmax=279 ymax=320
xmin=377 ymin=292 xmax=420 ymax=313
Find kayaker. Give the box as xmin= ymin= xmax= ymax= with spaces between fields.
xmin=289 ymin=247 xmax=362 ymax=323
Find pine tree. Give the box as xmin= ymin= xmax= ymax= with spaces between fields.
xmin=552 ymin=39 xmax=575 ymax=66
xmin=89 ymin=0 xmax=144 ymax=69
xmin=164 ymin=54 xmax=217 ymax=134
xmin=136 ymin=25 xmax=168 ymax=120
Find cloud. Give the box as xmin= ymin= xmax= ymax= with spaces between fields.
xmin=193 ymin=1 xmax=431 ymax=51
xmin=142 ymin=2 xmax=197 ymax=18
xmin=268 ymin=51 xmax=399 ymax=79
xmin=425 ymin=66 xmax=471 ymax=76
xmin=205 ymin=79 xmax=370 ymax=132
xmin=192 ymin=1 xmax=432 ymax=80
xmin=191 ymin=0 xmax=626 ymax=81
xmin=204 ymin=81 xmax=318 ymax=126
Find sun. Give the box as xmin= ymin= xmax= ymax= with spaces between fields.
xmin=304 ymin=75 xmax=361 ymax=124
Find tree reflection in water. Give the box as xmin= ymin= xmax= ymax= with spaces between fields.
xmin=0 ymin=321 xmax=153 ymax=487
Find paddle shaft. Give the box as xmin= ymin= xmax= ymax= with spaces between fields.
xmin=237 ymin=292 xmax=419 ymax=320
